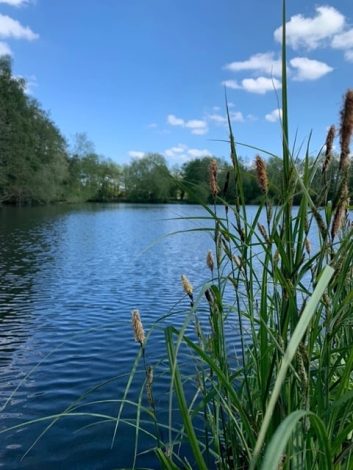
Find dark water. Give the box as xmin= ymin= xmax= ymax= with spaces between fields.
xmin=0 ymin=203 xmax=250 ymax=469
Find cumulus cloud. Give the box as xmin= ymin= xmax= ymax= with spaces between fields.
xmin=290 ymin=57 xmax=333 ymax=81
xmin=243 ymin=77 xmax=281 ymax=94
xmin=0 ymin=0 xmax=29 ymax=6
xmin=0 ymin=40 xmax=11 ymax=55
xmin=167 ymin=114 xmax=184 ymax=126
xmin=0 ymin=13 xmax=38 ymax=40
xmin=224 ymin=52 xmax=282 ymax=77
xmin=164 ymin=143 xmax=210 ymax=162
xmin=167 ymin=114 xmax=208 ymax=135
xmin=207 ymin=111 xmax=244 ymax=124
xmin=223 ymin=77 xmax=281 ymax=94
xmin=274 ymin=6 xmax=345 ymax=50
xmin=332 ymin=29 xmax=353 ymax=50
xmin=128 ymin=151 xmax=145 ymax=159
xmin=265 ymin=108 xmax=283 ymax=123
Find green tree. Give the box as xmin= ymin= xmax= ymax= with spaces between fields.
xmin=0 ymin=56 xmax=68 ymax=204
xmin=123 ymin=153 xmax=172 ymax=202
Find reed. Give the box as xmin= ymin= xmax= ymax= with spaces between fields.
xmin=122 ymin=2 xmax=353 ymax=468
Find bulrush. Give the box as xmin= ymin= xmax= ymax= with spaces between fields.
xmin=209 ymin=159 xmax=219 ymax=198
xmin=255 ymin=155 xmax=268 ymax=194
xmin=131 ymin=309 xmax=145 ymax=345
xmin=339 ymin=89 xmax=353 ymax=172
xmin=322 ymin=125 xmax=335 ymax=173
xmin=206 ymin=250 xmax=214 ymax=273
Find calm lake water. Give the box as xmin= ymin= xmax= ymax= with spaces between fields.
xmin=0 ymin=203 xmax=258 ymax=469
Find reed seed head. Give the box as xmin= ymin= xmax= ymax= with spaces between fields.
xmin=206 ymin=250 xmax=214 ymax=272
xmin=181 ymin=274 xmax=193 ymax=296
xmin=131 ymin=309 xmax=145 ymax=345
xmin=255 ymin=155 xmax=268 ymax=193
xmin=322 ymin=125 xmax=335 ymax=173
xmin=209 ymin=159 xmax=219 ymax=198
xmin=339 ymin=89 xmax=353 ymax=172
xmin=331 ymin=181 xmax=349 ymax=239
xmin=258 ymin=223 xmax=270 ymax=244
xmin=232 ymin=254 xmax=242 ymax=270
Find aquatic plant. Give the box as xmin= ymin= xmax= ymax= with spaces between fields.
xmin=120 ymin=2 xmax=353 ymax=468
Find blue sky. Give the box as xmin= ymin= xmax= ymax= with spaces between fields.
xmin=0 ymin=0 xmax=352 ymax=166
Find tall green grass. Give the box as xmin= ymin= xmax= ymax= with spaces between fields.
xmin=124 ymin=1 xmax=353 ymax=468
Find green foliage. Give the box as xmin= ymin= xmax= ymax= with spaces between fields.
xmin=0 ymin=56 xmax=68 ymax=205
xmin=123 ymin=153 xmax=174 ymax=202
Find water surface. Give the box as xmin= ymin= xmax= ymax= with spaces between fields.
xmin=1 ymin=203 xmax=250 ymax=469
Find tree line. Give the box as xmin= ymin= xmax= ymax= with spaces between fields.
xmin=0 ymin=56 xmax=351 ymax=206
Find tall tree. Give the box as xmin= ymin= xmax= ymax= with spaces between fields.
xmin=0 ymin=56 xmax=68 ymax=204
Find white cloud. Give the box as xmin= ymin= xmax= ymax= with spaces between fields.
xmin=185 ymin=119 xmax=208 ymax=135
xmin=164 ymin=143 xmax=210 ymax=162
xmin=265 ymin=108 xmax=282 ymax=122
xmin=332 ymin=29 xmax=353 ymax=50
xmin=208 ymin=111 xmax=244 ymax=124
xmin=344 ymin=50 xmax=353 ymax=62
xmin=0 ymin=40 xmax=11 ymax=55
xmin=167 ymin=114 xmax=208 ymax=135
xmin=0 ymin=0 xmax=29 ymax=6
xmin=164 ymin=144 xmax=187 ymax=158
xmin=223 ymin=76 xmax=281 ymax=94
xmin=167 ymin=114 xmax=184 ymax=126
xmin=208 ymin=113 xmax=227 ymax=124
xmin=224 ymin=52 xmax=282 ymax=77
xmin=0 ymin=14 xmax=38 ymax=40
xmin=231 ymin=111 xmax=244 ymax=122
xmin=290 ymin=57 xmax=333 ymax=81
xmin=221 ymin=79 xmax=241 ymax=89
xmin=274 ymin=6 xmax=345 ymax=50
xmin=128 ymin=151 xmax=145 ymax=159
xmin=242 ymin=77 xmax=281 ymax=94
xmin=147 ymin=122 xmax=157 ymax=129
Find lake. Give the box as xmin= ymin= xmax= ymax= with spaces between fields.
xmin=0 ymin=203 xmax=258 ymax=469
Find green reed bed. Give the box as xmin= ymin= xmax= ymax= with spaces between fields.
xmin=126 ymin=5 xmax=353 ymax=469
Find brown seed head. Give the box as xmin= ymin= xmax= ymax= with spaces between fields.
xmin=181 ymin=274 xmax=193 ymax=296
xmin=206 ymin=250 xmax=214 ymax=272
xmin=339 ymin=90 xmax=353 ymax=172
xmin=258 ymin=223 xmax=270 ymax=244
xmin=232 ymin=254 xmax=242 ymax=270
xmin=132 ymin=309 xmax=145 ymax=345
xmin=209 ymin=159 xmax=219 ymax=198
xmin=322 ymin=125 xmax=335 ymax=173
xmin=331 ymin=181 xmax=349 ymax=239
xmin=255 ymin=155 xmax=268 ymax=193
